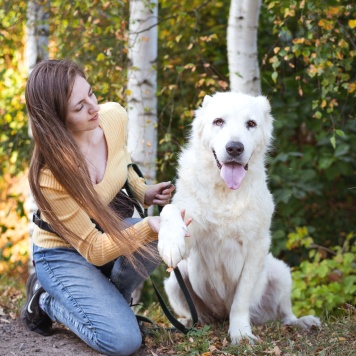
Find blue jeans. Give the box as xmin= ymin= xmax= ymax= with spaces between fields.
xmin=33 ymin=218 xmax=160 ymax=356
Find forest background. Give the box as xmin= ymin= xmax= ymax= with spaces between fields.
xmin=0 ymin=0 xmax=355 ymax=320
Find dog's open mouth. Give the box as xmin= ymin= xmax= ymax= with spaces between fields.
xmin=213 ymin=150 xmax=248 ymax=190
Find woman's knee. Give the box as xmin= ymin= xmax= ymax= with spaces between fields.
xmin=96 ymin=325 xmax=142 ymax=356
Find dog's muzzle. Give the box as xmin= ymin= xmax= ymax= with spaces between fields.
xmin=212 ymin=144 xmax=249 ymax=171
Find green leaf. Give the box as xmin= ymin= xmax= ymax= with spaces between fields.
xmin=330 ymin=136 xmax=336 ymax=149
xmin=96 ymin=53 xmax=106 ymax=61
xmin=335 ymin=129 xmax=345 ymax=137
xmin=271 ymin=71 xmax=278 ymax=83
xmin=176 ymin=66 xmax=185 ymax=74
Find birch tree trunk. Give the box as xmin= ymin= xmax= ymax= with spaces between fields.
xmin=26 ymin=0 xmax=49 ymax=270
xmin=227 ymin=0 xmax=262 ymax=95
xmin=127 ymin=0 xmax=158 ymax=186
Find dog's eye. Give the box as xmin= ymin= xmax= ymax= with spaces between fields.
xmin=213 ymin=118 xmax=224 ymax=126
xmin=247 ymin=120 xmax=257 ymax=128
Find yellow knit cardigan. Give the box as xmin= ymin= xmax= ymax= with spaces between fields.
xmin=32 ymin=102 xmax=157 ymax=266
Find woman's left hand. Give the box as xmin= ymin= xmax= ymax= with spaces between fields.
xmin=144 ymin=182 xmax=175 ymax=206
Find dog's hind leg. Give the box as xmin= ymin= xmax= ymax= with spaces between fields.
xmin=261 ymin=255 xmax=321 ymax=330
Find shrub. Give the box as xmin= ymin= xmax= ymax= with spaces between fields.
xmin=287 ymin=227 xmax=356 ymax=316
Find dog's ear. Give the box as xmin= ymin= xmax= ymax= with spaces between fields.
xmin=256 ymin=95 xmax=271 ymax=114
xmin=202 ymin=94 xmax=213 ymax=108
xmin=256 ymin=95 xmax=274 ymax=126
xmin=256 ymin=95 xmax=274 ymax=149
xmin=192 ymin=96 xmax=213 ymax=141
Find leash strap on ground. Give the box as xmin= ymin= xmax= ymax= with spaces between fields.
xmin=150 ymin=272 xmax=198 ymax=335
xmin=173 ymin=267 xmax=198 ymax=326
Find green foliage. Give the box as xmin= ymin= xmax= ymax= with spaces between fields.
xmin=261 ymin=0 xmax=356 ymax=260
xmin=156 ymin=0 xmax=230 ymax=178
xmin=49 ymin=0 xmax=130 ymax=103
xmin=0 ymin=0 xmax=31 ymax=178
xmin=287 ymin=228 xmax=356 ymax=316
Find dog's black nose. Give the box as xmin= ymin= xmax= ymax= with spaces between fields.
xmin=226 ymin=141 xmax=244 ymax=157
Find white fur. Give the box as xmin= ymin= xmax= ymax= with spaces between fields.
xmin=159 ymin=92 xmax=320 ymax=344
xmin=158 ymin=204 xmax=187 ymax=267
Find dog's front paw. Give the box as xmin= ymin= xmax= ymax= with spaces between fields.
xmin=158 ymin=204 xmax=187 ymax=268
xmin=230 ymin=329 xmax=258 ymax=345
xmin=229 ymin=319 xmax=258 ymax=345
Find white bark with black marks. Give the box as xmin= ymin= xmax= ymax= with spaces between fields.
xmin=127 ymin=0 xmax=158 ymax=185
xmin=227 ymin=0 xmax=262 ymax=95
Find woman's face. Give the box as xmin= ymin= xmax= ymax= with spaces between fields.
xmin=66 ymin=75 xmax=100 ymax=135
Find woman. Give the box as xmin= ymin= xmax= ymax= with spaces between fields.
xmin=21 ymin=59 xmax=190 ymax=356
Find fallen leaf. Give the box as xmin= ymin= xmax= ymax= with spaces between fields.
xmin=209 ymin=345 xmax=218 ymax=352
xmin=9 ymin=312 xmax=16 ymax=320
xmin=273 ymin=345 xmax=281 ymax=355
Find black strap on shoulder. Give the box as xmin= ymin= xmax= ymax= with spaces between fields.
xmin=33 ymin=210 xmax=57 ymax=235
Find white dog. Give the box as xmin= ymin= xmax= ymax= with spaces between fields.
xmin=158 ymin=92 xmax=320 ymax=343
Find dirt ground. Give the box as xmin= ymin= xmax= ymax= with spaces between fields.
xmin=0 ymin=315 xmax=163 ymax=356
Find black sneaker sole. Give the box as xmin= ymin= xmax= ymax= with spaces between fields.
xmin=21 ymin=273 xmax=53 ymax=336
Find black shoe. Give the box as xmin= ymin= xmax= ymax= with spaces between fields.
xmin=21 ymin=273 xmax=53 ymax=336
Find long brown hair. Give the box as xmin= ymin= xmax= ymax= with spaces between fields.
xmin=27 ymin=59 xmax=155 ymax=267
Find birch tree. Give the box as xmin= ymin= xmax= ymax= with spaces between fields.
xmin=26 ymin=1 xmax=49 ymax=74
xmin=26 ymin=0 xmax=49 ymax=268
xmin=227 ymin=0 xmax=262 ymax=95
xmin=127 ymin=0 xmax=158 ymax=185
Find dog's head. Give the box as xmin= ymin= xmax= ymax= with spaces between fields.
xmin=192 ymin=92 xmax=274 ymax=190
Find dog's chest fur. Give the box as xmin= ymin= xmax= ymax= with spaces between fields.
xmin=172 ymin=153 xmax=274 ymax=316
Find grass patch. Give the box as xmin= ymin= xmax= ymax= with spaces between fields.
xmin=0 ymin=273 xmax=26 ymax=319
xmin=137 ymin=302 xmax=356 ymax=355
xmin=2 ymin=272 xmax=355 ymax=355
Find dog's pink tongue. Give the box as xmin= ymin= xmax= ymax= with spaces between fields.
xmin=220 ymin=163 xmax=246 ymax=190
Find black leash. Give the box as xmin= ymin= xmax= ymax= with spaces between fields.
xmin=149 ymin=267 xmax=198 ymax=334
xmin=120 ymin=166 xmax=198 ymax=333
xmin=157 ymin=175 xmax=177 ymax=214
xmin=123 ymin=164 xmax=147 ymax=219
